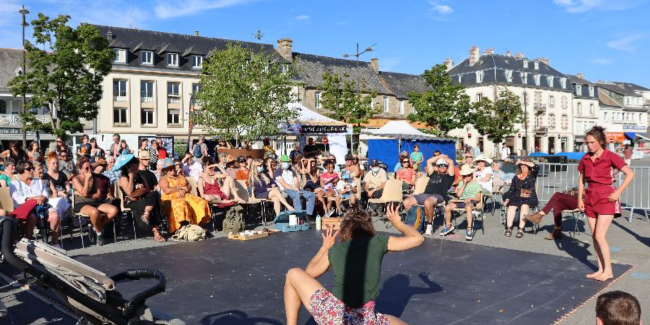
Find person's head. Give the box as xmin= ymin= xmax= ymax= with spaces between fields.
xmin=370 ymin=159 xmax=380 ymax=173
xmin=464 ymin=153 xmax=474 ymax=164
xmin=459 ymin=164 xmax=474 ymax=182
xmin=265 ymin=157 xmax=277 ymax=171
xmin=29 ymin=141 xmax=39 ymax=151
xmin=156 ymin=138 xmax=163 ymax=146
xmin=491 ymin=161 xmax=502 ymax=172
xmin=199 ymin=135 xmax=206 ymax=143
xmin=293 ymin=154 xmax=303 ymax=165
xmin=33 ymin=161 xmax=44 ymax=179
xmin=434 ymin=150 xmax=440 ymax=156
xmin=249 ymin=159 xmax=265 ymax=182
xmin=517 ymin=158 xmax=534 ymax=175
xmin=120 ymin=139 xmax=128 ymax=149
xmin=279 ymin=155 xmax=291 ymax=170
xmin=46 ymin=152 xmax=59 ymax=172
xmin=324 ymin=160 xmax=335 ymax=173
xmin=174 ymin=159 xmax=182 ymax=173
xmin=586 ymin=126 xmax=607 ymax=153
xmin=16 ymin=160 xmax=34 ymax=179
xmin=400 ymin=151 xmax=409 ymax=159
xmin=151 ymin=140 xmax=159 ymax=148
xmin=106 ymin=156 xmax=115 ymax=170
xmin=161 ymin=158 xmax=177 ymax=177
xmin=596 ymin=291 xmax=641 ymax=325
xmin=9 ymin=141 xmax=21 ymax=153
xmin=435 ymin=158 xmax=449 ymax=173
xmin=77 ymin=158 xmax=91 ymax=173
xmin=328 ymin=155 xmax=336 ymax=164
xmin=113 ymin=134 xmax=120 ymax=144
xmin=345 ymin=154 xmax=353 ymax=166
xmin=156 ymin=159 xmax=165 ymax=174
xmin=119 ymin=157 xmax=139 ymax=175
xmin=202 ymin=156 xmax=214 ymax=166
xmin=140 ymin=138 xmax=149 ymax=148
xmin=89 ymin=137 xmax=98 ymax=149
xmin=81 ymin=134 xmax=89 ymax=143
xmin=59 ymin=150 xmax=69 ymax=162
xmin=400 ymin=156 xmax=412 ymax=169
xmin=414 ymin=144 xmax=420 ymax=152
xmin=475 ymin=157 xmax=490 ymax=170
xmin=263 ymin=138 xmax=270 ymax=146
xmin=339 ymin=209 xmax=376 ymax=242
xmin=353 ymin=156 xmax=360 ymax=165
xmin=294 ymin=143 xmax=300 ymax=150
xmin=307 ymin=137 xmax=314 ymax=145
xmin=227 ymin=157 xmax=238 ymax=169
xmin=139 ymin=150 xmax=150 ymax=168
xmin=218 ymin=152 xmax=227 ymax=164
xmin=3 ymin=158 xmax=16 ymax=175
xmin=55 ymin=137 xmax=65 ymax=148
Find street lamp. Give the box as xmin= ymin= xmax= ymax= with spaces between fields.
xmin=19 ymin=5 xmax=29 ymax=148
xmin=343 ymin=43 xmax=376 ymax=153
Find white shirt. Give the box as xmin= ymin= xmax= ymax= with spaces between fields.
xmin=474 ymin=167 xmax=493 ymax=193
xmin=336 ymin=179 xmax=356 ymax=193
xmin=500 ymin=146 xmax=510 ymax=160
xmin=274 ymin=168 xmax=298 ymax=191
xmin=10 ymin=178 xmax=48 ymax=207
xmin=183 ymin=161 xmax=203 ymax=182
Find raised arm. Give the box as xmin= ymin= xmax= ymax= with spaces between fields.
xmin=305 ymin=227 xmax=337 ymax=278
xmin=386 ymin=204 xmax=424 ymax=252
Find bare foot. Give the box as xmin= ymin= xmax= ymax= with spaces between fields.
xmin=594 ymin=272 xmax=614 ymax=282
xmin=586 ymin=270 xmax=603 ymax=279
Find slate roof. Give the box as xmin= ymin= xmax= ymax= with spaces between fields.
xmin=596 ymin=82 xmax=640 ymax=97
xmin=567 ymin=74 xmax=599 ymax=99
xmin=0 ymin=48 xmax=23 ymax=93
xmin=90 ymin=25 xmax=285 ymax=72
xmin=293 ymin=52 xmax=390 ymax=94
xmin=378 ymin=71 xmax=430 ymax=99
xmin=598 ymin=91 xmax=622 ymax=108
xmin=612 ymin=81 xmax=650 ymax=93
xmin=448 ymin=54 xmax=573 ymax=92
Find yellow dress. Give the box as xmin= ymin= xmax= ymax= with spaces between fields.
xmin=161 ymin=176 xmax=211 ymax=233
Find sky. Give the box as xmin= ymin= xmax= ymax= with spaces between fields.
xmin=1 ymin=0 xmax=649 ymax=87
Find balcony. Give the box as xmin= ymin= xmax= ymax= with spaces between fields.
xmin=534 ymin=126 xmax=548 ymax=135
xmin=167 ymin=96 xmax=181 ymax=104
xmin=534 ymin=103 xmax=547 ymax=114
xmin=113 ymin=90 xmax=127 ymax=102
xmin=141 ymin=91 xmax=154 ymax=103
xmin=0 ymin=114 xmax=51 ymax=127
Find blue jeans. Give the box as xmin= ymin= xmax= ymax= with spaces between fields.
xmin=284 ymin=189 xmax=316 ymax=215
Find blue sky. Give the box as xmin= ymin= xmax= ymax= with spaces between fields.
xmin=1 ymin=0 xmax=649 ymax=86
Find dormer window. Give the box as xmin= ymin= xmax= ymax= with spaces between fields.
xmin=476 ymin=71 xmax=484 ymax=83
xmin=113 ymin=49 xmax=126 ymax=63
xmin=167 ymin=53 xmax=178 ymax=67
xmin=15 ymin=67 xmax=23 ymax=76
xmin=534 ymin=61 xmax=539 ymax=70
xmin=191 ymin=55 xmax=203 ymax=69
xmin=523 ymin=60 xmax=529 ymax=68
xmin=458 ymin=75 xmax=462 ymax=83
xmin=560 ymin=78 xmax=567 ymax=89
xmin=534 ymin=75 xmax=541 ymax=86
xmin=589 ymin=86 xmax=594 ymax=97
xmin=547 ymin=76 xmax=554 ymax=87
xmin=141 ymin=51 xmax=153 ymax=65
xmin=521 ymin=72 xmax=528 ymax=84
xmin=576 ymin=85 xmax=582 ymax=96
xmin=505 ymin=70 xmax=513 ymax=82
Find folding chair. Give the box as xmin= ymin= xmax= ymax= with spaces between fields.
xmin=562 ymin=208 xmax=585 ymax=238
xmin=249 ymin=184 xmax=272 ymax=227
xmin=71 ymin=192 xmax=116 ymax=247
xmin=367 ymin=179 xmax=404 ymax=225
xmin=499 ymin=203 xmax=539 ymax=234
xmin=235 ymin=180 xmax=263 ymax=226
xmin=451 ymin=192 xmax=485 ymax=235
xmin=114 ymin=183 xmax=138 ymax=239
xmin=185 ymin=177 xmax=199 ymax=196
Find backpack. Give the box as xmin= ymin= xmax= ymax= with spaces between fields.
xmin=404 ymin=206 xmax=425 ymax=233
xmin=223 ymin=205 xmax=245 ymax=234
xmin=171 ymin=224 xmax=206 ymax=241
xmin=193 ymin=143 xmax=203 ymax=158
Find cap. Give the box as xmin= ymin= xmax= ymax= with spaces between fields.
xmin=280 ymin=155 xmax=291 ymax=162
xmin=370 ymin=159 xmax=379 ymax=167
xmin=436 ymin=158 xmax=449 ymax=166
xmin=237 ymin=156 xmax=246 ymax=163
xmin=345 ymin=154 xmax=353 ymax=161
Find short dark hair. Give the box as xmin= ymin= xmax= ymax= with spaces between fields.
xmin=596 ymin=291 xmax=641 ymax=325
xmin=113 ymin=133 xmax=121 ymax=139
xmin=4 ymin=158 xmax=16 ymax=167
xmin=16 ymin=160 xmax=33 ymax=174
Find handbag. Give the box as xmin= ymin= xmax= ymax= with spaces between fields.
xmin=128 ymin=188 xmax=148 ymax=201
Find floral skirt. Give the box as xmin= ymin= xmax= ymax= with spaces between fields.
xmin=309 ymin=288 xmax=389 ymax=325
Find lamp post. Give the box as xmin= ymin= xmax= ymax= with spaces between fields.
xmin=343 ymin=43 xmax=375 ymax=153
xmin=19 ymin=5 xmax=29 ymax=148
xmin=522 ymin=90 xmax=528 ymax=155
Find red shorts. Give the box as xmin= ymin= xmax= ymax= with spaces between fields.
xmin=584 ymin=184 xmax=621 ymax=218
xmin=309 ymin=288 xmax=389 ymax=325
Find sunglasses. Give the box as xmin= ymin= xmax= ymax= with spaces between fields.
xmin=56 ymin=140 xmax=62 ymax=143
xmin=25 ymin=167 xmax=34 ymax=171
xmin=402 ymin=161 xmax=409 ymax=164
xmin=465 ymin=156 xmax=473 ymax=158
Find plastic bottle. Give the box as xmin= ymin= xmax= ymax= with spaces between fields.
xmin=316 ymin=215 xmax=322 ymax=231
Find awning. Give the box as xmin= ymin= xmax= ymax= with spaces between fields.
xmin=625 ymin=132 xmax=637 ymax=140
xmin=605 ymin=132 xmax=625 ymax=143
xmin=635 ymin=132 xmax=650 ymax=141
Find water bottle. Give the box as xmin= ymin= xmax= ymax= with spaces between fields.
xmin=316 ymin=215 xmax=322 ymax=231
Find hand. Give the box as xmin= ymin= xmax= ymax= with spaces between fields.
xmin=177 ymin=188 xmax=186 ymax=198
xmin=503 ymin=199 xmax=509 ymax=206
xmin=58 ymin=190 xmax=67 ymax=197
xmin=577 ymin=199 xmax=585 ymax=212
xmin=321 ymin=226 xmax=339 ymax=250
xmin=368 ymin=189 xmax=375 ymax=197
xmin=464 ymin=198 xmax=471 ymax=204
xmin=386 ymin=203 xmax=402 ymax=226
xmin=607 ymin=192 xmax=620 ymax=203
xmin=36 ymin=198 xmax=45 ymax=206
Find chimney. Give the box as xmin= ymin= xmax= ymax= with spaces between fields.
xmin=515 ymin=52 xmax=524 ymax=59
xmin=505 ymin=50 xmax=511 ymax=57
xmin=577 ymin=72 xmax=584 ymax=80
xmin=195 ymin=30 xmax=199 ymax=37
xmin=370 ymin=58 xmax=379 ymax=73
xmin=469 ymin=46 xmax=480 ymax=66
xmin=484 ymin=48 xmax=494 ymax=55
xmin=106 ymin=29 xmax=113 ymax=41
xmin=276 ymin=38 xmax=293 ymax=63
xmin=443 ymin=57 xmax=454 ymax=71
xmin=537 ymin=57 xmax=550 ymax=66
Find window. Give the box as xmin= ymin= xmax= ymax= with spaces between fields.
xmin=113 ymin=108 xmax=127 ymax=124
xmin=141 ymin=109 xmax=155 ymax=125
xmin=625 ymin=98 xmax=630 ymax=105
xmin=476 ymin=93 xmax=483 ymax=102
xmin=534 ymin=75 xmax=541 ymax=86
xmin=560 ymin=78 xmax=567 ymax=89
xmin=547 ymin=76 xmax=554 ymax=87
xmin=561 ymin=96 xmax=568 ymax=109
xmin=548 ymin=114 xmax=556 ymax=129
xmin=589 ymin=86 xmax=594 ymax=97
xmin=505 ymin=70 xmax=513 ymax=82
xmin=113 ymin=79 xmax=127 ymax=101
xmin=458 ymin=75 xmax=462 ymax=83
xmin=167 ymin=53 xmax=178 ymax=67
xmin=535 ymin=115 xmax=543 ymax=128
xmin=521 ymin=72 xmax=528 ymax=84
xmin=534 ymin=61 xmax=539 ymax=70
xmin=561 ymin=114 xmax=568 ymax=129
xmin=399 ymin=100 xmax=404 ymax=115
xmin=0 ymin=99 xmax=7 ymax=114
xmin=315 ymin=92 xmax=322 ymax=108
xmin=168 ymin=109 xmax=181 ymax=125
xmin=113 ymin=49 xmax=126 ymax=63
xmin=15 ymin=67 xmax=23 ymax=76
xmin=191 ymin=55 xmax=203 ymax=69
xmin=604 ymin=112 xmax=608 ymax=120
xmin=141 ymin=81 xmax=154 ymax=102
xmin=549 ymin=95 xmax=555 ymax=107
xmin=141 ymin=51 xmax=153 ymax=65
xmin=523 ymin=60 xmax=529 ymax=68
xmin=476 ymin=71 xmax=484 ymax=83
xmin=576 ymin=85 xmax=582 ymax=96
xmin=383 ymin=96 xmax=389 ymax=112
xmin=191 ymin=83 xmax=202 ymax=94
xmin=589 ymin=104 xmax=595 ymax=116
xmin=167 ymin=82 xmax=180 ymax=103
xmin=577 ymin=102 xmax=582 ymax=116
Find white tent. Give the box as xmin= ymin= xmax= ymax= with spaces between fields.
xmin=362 ymin=120 xmax=438 ymax=140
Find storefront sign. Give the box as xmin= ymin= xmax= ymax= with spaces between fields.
xmin=0 ymin=128 xmax=22 ymax=134
xmin=623 ymin=124 xmax=647 ymax=131
xmin=300 ymin=125 xmax=348 ymax=133
xmin=605 ymin=132 xmax=626 ymax=143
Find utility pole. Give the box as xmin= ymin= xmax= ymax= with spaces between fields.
xmin=19 ymin=5 xmax=29 ymax=148
xmin=523 ymin=90 xmax=528 ymax=155
xmin=343 ymin=42 xmax=375 ymax=153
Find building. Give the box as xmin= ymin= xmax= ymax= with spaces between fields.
xmin=447 ymin=47 xmax=575 ymax=156
xmin=595 ymin=81 xmax=648 ymax=147
xmin=568 ymin=73 xmax=600 ymax=150
xmin=611 ymin=81 xmax=650 ymax=131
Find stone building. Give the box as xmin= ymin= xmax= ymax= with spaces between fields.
xmin=568 ymin=73 xmax=600 ymax=150
xmin=595 ymin=81 xmax=648 ymax=146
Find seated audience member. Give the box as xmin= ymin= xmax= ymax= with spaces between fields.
xmin=102 ymin=156 xmax=122 ymax=185
xmin=0 ymin=158 xmax=16 ymax=187
xmin=334 ymin=173 xmax=357 ymax=214
xmin=154 ymin=159 xmax=165 ymax=182
xmin=235 ymin=156 xmax=250 ymax=186
xmin=525 ymin=189 xmax=578 ymax=240
xmin=320 ymin=160 xmax=339 ymax=213
xmin=119 ymin=139 xmax=132 ymax=155
xmin=393 ymin=151 xmax=410 ymax=172
xmin=596 ymin=291 xmax=641 ymax=325
xmin=10 ymin=160 xmax=64 ymax=247
xmin=198 ymin=163 xmax=237 ymax=207
xmin=249 ymin=159 xmax=294 ymax=216
xmin=91 ymin=159 xmax=116 ymax=200
xmin=158 ymin=158 xmax=211 ymax=234
xmin=395 ymin=156 xmax=416 ymax=191
xmin=344 ymin=154 xmax=362 ymax=180
xmin=208 ymin=156 xmax=244 ymax=203
xmin=72 ymin=159 xmax=119 ymax=246
xmin=473 ymin=155 xmax=493 ymax=193
xmin=403 ymin=155 xmax=455 ymax=235
xmin=503 ymin=159 xmax=539 ymax=238
xmin=182 ymin=152 xmax=203 ymax=182
xmin=216 ymin=152 xmax=228 ymax=171
xmin=118 ymin=155 xmax=165 ymax=242
xmin=45 ymin=152 xmax=69 ymax=199
xmin=491 ymin=161 xmax=506 ymax=193
xmin=442 ymin=164 xmax=482 ymax=241
xmin=292 ymin=154 xmax=304 ymax=172
xmin=1 ymin=141 xmax=29 ymax=162
xmin=352 ymin=155 xmax=364 ymax=178
xmin=362 ymin=159 xmax=388 ymax=214
xmin=274 ymin=155 xmax=316 ymax=217
xmin=301 ymin=158 xmax=326 ymax=210
xmin=225 ymin=156 xmax=238 ymax=180
xmin=89 ymin=137 xmax=105 ymax=163
xmin=58 ymin=150 xmax=77 ymax=180
xmin=462 ymin=152 xmax=474 ymax=169
xmin=33 ymin=161 xmax=46 ymax=180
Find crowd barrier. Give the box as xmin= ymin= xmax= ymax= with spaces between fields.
xmin=534 ymin=163 xmax=650 ymax=222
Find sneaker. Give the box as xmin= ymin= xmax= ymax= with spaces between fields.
xmin=95 ymin=231 xmax=105 ymax=246
xmin=324 ymin=209 xmax=336 ymax=218
xmin=465 ymin=229 xmax=475 ymax=241
xmin=439 ymin=225 xmax=455 ymax=236
xmin=425 ymin=224 xmax=433 ymax=235
xmin=88 ymin=228 xmax=97 ymax=244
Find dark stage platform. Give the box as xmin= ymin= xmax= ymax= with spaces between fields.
xmin=76 ymin=232 xmax=632 ymax=325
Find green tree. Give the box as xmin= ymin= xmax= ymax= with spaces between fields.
xmin=195 ymin=42 xmax=298 ymax=144
xmin=407 ymin=64 xmax=471 ymax=136
xmin=9 ymin=14 xmax=114 ymax=138
xmin=318 ymin=71 xmax=378 ymax=126
xmin=470 ymin=87 xmax=524 ymax=144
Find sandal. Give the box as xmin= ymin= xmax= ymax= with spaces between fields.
xmin=505 ymin=227 xmax=512 ymax=237
xmin=516 ymin=230 xmax=524 ymax=238
xmin=153 ymin=229 xmax=166 ymax=242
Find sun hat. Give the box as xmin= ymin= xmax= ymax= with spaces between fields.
xmin=474 ymin=154 xmax=493 ymax=165
xmin=161 ymin=158 xmax=175 ymax=170
xmin=436 ymin=158 xmax=449 ymax=166
xmin=138 ymin=150 xmax=150 ymax=160
xmin=459 ymin=164 xmax=475 ymax=176
xmin=112 ymin=154 xmax=137 ymax=171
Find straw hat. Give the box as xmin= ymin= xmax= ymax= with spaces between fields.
xmin=474 ymin=154 xmax=493 ymax=165
xmin=459 ymin=164 xmax=475 ymax=176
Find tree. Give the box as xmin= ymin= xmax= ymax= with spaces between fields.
xmin=318 ymin=71 xmax=378 ymax=126
xmin=470 ymin=87 xmax=524 ymax=144
xmin=407 ymin=64 xmax=471 ymax=136
xmin=9 ymin=14 xmax=114 ymax=138
xmin=194 ymin=42 xmax=299 ymax=144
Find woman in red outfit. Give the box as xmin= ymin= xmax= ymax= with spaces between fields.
xmin=578 ymin=126 xmax=634 ymax=282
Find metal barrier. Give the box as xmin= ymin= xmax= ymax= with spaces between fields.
xmin=532 ymin=163 xmax=649 ymax=222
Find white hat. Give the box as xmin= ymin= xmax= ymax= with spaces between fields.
xmin=474 ymin=154 xmax=493 ymax=165
xmin=436 ymin=158 xmax=449 ymax=166
xmin=459 ymin=164 xmax=475 ymax=176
